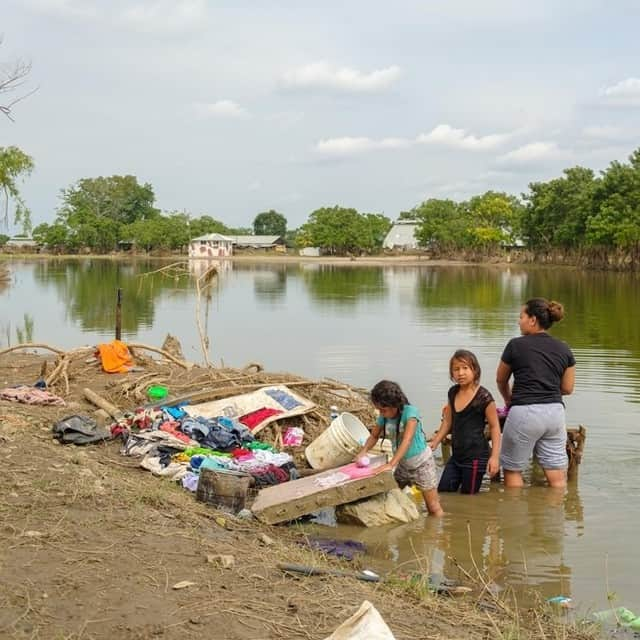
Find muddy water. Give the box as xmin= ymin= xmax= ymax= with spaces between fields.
xmin=2 ymin=258 xmax=639 ymax=614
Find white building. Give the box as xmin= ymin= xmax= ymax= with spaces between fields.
xmin=383 ymin=221 xmax=420 ymax=250
xmin=226 ymin=235 xmax=285 ymax=251
xmin=189 ymin=233 xmax=234 ymax=258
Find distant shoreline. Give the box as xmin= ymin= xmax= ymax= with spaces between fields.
xmin=0 ymin=252 xmax=524 ymax=269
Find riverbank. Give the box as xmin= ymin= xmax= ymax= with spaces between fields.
xmin=0 ymin=349 xmax=600 ymax=639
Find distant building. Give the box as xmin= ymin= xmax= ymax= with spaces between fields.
xmin=227 ymin=235 xmax=285 ymax=251
xmin=4 ymin=236 xmax=39 ymax=251
xmin=299 ymin=247 xmax=321 ymax=257
xmin=189 ymin=233 xmax=234 ymax=258
xmin=383 ymin=221 xmax=420 ymax=250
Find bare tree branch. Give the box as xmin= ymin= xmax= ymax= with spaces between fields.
xmin=1 ymin=37 xmax=37 ymax=121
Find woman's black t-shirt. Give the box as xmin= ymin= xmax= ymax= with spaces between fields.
xmin=501 ymin=333 xmax=575 ymax=405
xmin=448 ymin=385 xmax=493 ymax=462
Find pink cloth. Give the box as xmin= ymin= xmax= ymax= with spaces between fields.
xmin=339 ymin=463 xmax=377 ymax=480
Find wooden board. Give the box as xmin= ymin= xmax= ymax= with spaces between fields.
xmin=250 ymin=457 xmax=397 ymax=525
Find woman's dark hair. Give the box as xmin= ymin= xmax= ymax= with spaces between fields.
xmin=370 ymin=380 xmax=409 ymax=413
xmin=524 ymin=298 xmax=565 ymax=329
xmin=449 ymin=349 xmax=481 ymax=383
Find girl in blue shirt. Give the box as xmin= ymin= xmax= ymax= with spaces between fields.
xmin=356 ymin=380 xmax=443 ymax=516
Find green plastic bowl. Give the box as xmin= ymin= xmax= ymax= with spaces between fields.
xmin=147 ymin=385 xmax=169 ymax=401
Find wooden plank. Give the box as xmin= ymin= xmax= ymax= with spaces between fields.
xmin=251 ymin=457 xmax=397 ymax=525
xmin=83 ymin=387 xmax=124 ymax=422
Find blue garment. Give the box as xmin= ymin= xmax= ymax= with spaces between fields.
xmin=264 ymin=388 xmax=302 ymax=410
xmin=162 ymin=403 xmax=189 ymax=420
xmin=376 ymin=404 xmax=427 ymax=460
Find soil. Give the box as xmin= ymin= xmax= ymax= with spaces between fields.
xmin=0 ymin=352 xmax=596 ymax=639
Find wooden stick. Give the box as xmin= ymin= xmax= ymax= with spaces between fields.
xmin=83 ymin=388 xmax=124 ymax=422
xmin=127 ymin=342 xmax=193 ymax=370
xmin=161 ymin=380 xmax=320 ymax=407
xmin=0 ymin=342 xmax=66 ymax=357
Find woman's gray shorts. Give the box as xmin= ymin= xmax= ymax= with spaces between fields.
xmin=500 ymin=403 xmax=567 ymax=471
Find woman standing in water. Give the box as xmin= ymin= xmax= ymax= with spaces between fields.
xmin=496 ymin=298 xmax=576 ymax=488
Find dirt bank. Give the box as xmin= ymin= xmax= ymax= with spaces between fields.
xmin=0 ymin=352 xmax=596 ymax=639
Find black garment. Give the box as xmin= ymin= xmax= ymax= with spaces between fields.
xmin=448 ymin=385 xmax=492 ymax=463
xmin=438 ymin=457 xmax=488 ymax=494
xmin=501 ymin=333 xmax=575 ymax=406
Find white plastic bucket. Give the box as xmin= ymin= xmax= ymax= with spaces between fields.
xmin=305 ymin=412 xmax=370 ymax=470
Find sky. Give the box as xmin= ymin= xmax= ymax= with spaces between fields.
xmin=2 ymin=0 xmax=640 ymax=233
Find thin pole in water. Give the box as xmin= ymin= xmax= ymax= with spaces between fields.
xmin=115 ymin=288 xmax=122 ymax=340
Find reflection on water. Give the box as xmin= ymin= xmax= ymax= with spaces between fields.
xmin=1 ymin=258 xmax=640 ymax=612
xmin=317 ymin=482 xmax=583 ymax=605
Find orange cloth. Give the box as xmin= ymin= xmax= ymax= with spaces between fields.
xmin=96 ymin=340 xmax=133 ymax=373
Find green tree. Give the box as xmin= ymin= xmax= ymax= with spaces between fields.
xmin=0 ymin=146 xmax=34 ymax=232
xmin=360 ymin=213 xmax=392 ymax=251
xmin=188 ymin=214 xmax=229 ymax=239
xmin=465 ymin=191 xmax=521 ymax=250
xmin=253 ymin=209 xmax=287 ymax=236
xmin=32 ymin=222 xmax=69 ymax=252
xmin=0 ymin=233 xmax=9 ymax=246
xmin=59 ymin=175 xmax=158 ymax=228
xmin=413 ymin=199 xmax=466 ymax=250
xmin=522 ymin=167 xmax=596 ymax=249
xmin=586 ymin=149 xmax=640 ymax=249
xmin=298 ymin=206 xmax=378 ymax=255
xmin=53 ymin=175 xmax=159 ymax=253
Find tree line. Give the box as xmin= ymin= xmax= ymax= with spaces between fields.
xmin=1 ymin=145 xmax=639 ymax=258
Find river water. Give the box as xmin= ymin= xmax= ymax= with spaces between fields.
xmin=2 ymin=258 xmax=639 ymax=614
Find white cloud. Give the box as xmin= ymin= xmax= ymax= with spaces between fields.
xmin=119 ymin=0 xmax=206 ymax=34
xmin=314 ymin=124 xmax=514 ymax=157
xmin=498 ymin=141 xmax=563 ymax=165
xmin=600 ymin=78 xmax=640 ymax=106
xmin=417 ymin=124 xmax=511 ymax=150
xmin=193 ymin=100 xmax=249 ymax=119
xmin=313 ymin=136 xmax=411 ymax=156
xmin=282 ymin=61 xmax=401 ymax=93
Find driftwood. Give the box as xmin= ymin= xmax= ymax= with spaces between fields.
xmin=127 ymin=342 xmax=193 ymax=370
xmin=161 ymin=379 xmax=325 ymax=407
xmin=83 ymin=388 xmax=124 ymax=422
xmin=0 ymin=342 xmax=67 ymax=357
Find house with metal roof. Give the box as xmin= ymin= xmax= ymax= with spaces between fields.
xmin=189 ymin=233 xmax=234 ymax=258
xmin=226 ymin=235 xmax=285 ymax=249
xmin=383 ymin=221 xmax=421 ymax=250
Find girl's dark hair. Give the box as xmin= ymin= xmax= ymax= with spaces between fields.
xmin=524 ymin=297 xmax=565 ymax=329
xmin=449 ymin=349 xmax=481 ymax=383
xmin=370 ymin=380 xmax=409 ymax=413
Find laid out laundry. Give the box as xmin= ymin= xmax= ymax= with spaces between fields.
xmin=181 ymin=415 xmax=254 ymax=451
xmin=96 ymin=339 xmax=133 ymax=373
xmin=162 ymin=403 xmax=189 ymax=420
xmin=182 ymin=472 xmax=199 ymax=492
xmin=52 ymin=415 xmax=112 ymax=445
xmin=283 ymin=426 xmax=304 ymax=446
xmin=183 ymin=384 xmax=315 ymax=435
xmin=264 ymin=388 xmax=302 ymax=410
xmin=300 ymin=537 xmax=366 ymax=561
xmin=239 ymin=407 xmax=283 ymax=430
xmin=1 ymin=385 xmax=65 ymax=406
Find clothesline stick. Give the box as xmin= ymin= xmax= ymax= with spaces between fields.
xmin=115 ymin=288 xmax=122 ymax=341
